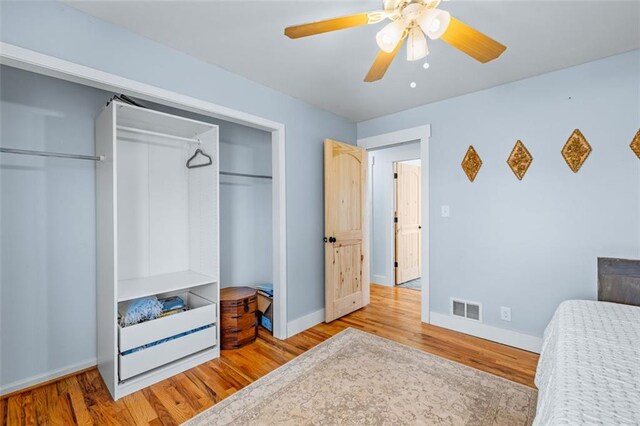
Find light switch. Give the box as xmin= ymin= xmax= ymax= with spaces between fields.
xmin=501 ymin=307 xmax=512 ymax=322
xmin=441 ymin=205 xmax=450 ymax=217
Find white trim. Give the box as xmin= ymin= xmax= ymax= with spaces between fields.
xmin=271 ymin=129 xmax=287 ymax=340
xmin=358 ymin=125 xmax=431 ymax=323
xmin=287 ymin=309 xmax=325 ymax=338
xmin=358 ymin=126 xmax=431 ymax=151
xmin=430 ymin=312 xmax=542 ymax=353
xmin=371 ymin=274 xmax=392 ymax=286
xmin=0 ymin=43 xmax=280 ymax=132
xmin=0 ymin=44 xmax=287 ymax=352
xmin=0 ymin=358 xmax=97 ymax=396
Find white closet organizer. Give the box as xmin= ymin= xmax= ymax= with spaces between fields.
xmin=96 ymin=101 xmax=220 ymax=400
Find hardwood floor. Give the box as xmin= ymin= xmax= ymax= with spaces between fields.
xmin=1 ymin=284 xmax=539 ymax=425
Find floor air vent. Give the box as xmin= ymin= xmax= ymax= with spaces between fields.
xmin=450 ymin=298 xmax=482 ymax=322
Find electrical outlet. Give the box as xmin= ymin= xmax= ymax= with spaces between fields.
xmin=500 ymin=307 xmax=511 ymax=322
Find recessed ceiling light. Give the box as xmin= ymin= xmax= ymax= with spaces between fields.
xmin=410 ymin=82 xmax=417 ymax=89
xmin=423 ymin=62 xmax=430 ymax=69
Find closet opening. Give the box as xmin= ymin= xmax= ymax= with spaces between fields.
xmin=0 ymin=55 xmax=288 ymax=396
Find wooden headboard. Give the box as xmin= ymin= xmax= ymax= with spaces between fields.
xmin=598 ymin=258 xmax=640 ymax=306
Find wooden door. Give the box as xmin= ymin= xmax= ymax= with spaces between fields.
xmin=324 ymin=139 xmax=369 ymax=322
xmin=395 ymin=162 xmax=421 ymax=284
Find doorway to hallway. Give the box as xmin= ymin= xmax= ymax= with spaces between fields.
xmin=393 ymin=159 xmax=422 ymax=291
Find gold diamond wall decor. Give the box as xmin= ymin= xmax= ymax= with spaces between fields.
xmin=461 ymin=145 xmax=482 ymax=182
xmin=507 ymin=140 xmax=533 ymax=181
xmin=630 ymin=129 xmax=640 ymax=160
xmin=562 ymin=129 xmax=592 ymax=173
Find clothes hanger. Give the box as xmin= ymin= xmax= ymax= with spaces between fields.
xmin=186 ymin=148 xmax=213 ymax=169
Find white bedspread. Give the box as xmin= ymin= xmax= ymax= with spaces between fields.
xmin=534 ymin=300 xmax=640 ymax=425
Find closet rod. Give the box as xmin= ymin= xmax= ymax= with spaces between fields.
xmin=0 ymin=147 xmax=104 ymax=161
xmin=220 ymin=171 xmax=272 ymax=180
xmin=117 ymin=126 xmax=201 ymax=144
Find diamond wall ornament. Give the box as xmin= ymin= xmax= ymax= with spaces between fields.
xmin=461 ymin=145 xmax=482 ymax=182
xmin=507 ymin=140 xmax=533 ymax=181
xmin=562 ymin=129 xmax=592 ymax=173
xmin=630 ymin=129 xmax=640 ymax=160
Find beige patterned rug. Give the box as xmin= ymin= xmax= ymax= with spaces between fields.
xmin=186 ymin=328 xmax=537 ymax=425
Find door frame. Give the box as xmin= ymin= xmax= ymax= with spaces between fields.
xmin=357 ymin=125 xmax=431 ymax=323
xmin=0 ymin=42 xmax=288 ymax=339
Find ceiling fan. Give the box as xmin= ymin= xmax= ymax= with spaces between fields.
xmin=284 ymin=0 xmax=506 ymax=83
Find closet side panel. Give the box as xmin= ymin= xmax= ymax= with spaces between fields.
xmin=96 ymin=104 xmax=117 ymax=396
xmin=148 ymin=142 xmax=190 ymax=275
xmin=189 ymin=128 xmax=218 ymax=280
xmin=116 ymin=138 xmax=150 ymax=280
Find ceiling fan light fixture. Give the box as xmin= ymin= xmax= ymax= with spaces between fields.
xmin=401 ymin=3 xmax=425 ymax=25
xmin=406 ymin=27 xmax=428 ymax=61
xmin=376 ymin=19 xmax=406 ymax=52
xmin=418 ymin=9 xmax=451 ymax=40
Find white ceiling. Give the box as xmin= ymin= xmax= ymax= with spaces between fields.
xmin=67 ymin=1 xmax=640 ymax=122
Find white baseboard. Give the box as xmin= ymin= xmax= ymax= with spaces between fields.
xmin=0 ymin=358 xmax=97 ymax=396
xmin=429 ymin=312 xmax=542 ymax=353
xmin=287 ymin=309 xmax=325 ymax=338
xmin=371 ymin=275 xmax=393 ymax=286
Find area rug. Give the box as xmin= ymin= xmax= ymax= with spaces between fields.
xmin=185 ymin=328 xmax=537 ymax=425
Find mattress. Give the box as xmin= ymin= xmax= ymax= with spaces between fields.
xmin=534 ymin=300 xmax=640 ymax=425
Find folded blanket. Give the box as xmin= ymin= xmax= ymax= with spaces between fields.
xmin=120 ymin=296 xmax=163 ymax=327
xmin=159 ymin=296 xmax=186 ymax=312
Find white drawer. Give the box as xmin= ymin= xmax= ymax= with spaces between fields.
xmin=119 ymin=325 xmax=216 ymax=381
xmin=119 ymin=292 xmax=216 ymax=352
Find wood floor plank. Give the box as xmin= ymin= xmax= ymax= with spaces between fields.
xmin=122 ymin=390 xmax=158 ymax=425
xmin=59 ymin=377 xmax=93 ymax=426
xmin=147 ymin=381 xmax=194 ymax=425
xmin=140 ymin=388 xmax=176 ymax=426
xmin=0 ymin=398 xmax=7 ymax=426
xmin=182 ymin=370 xmax=219 ymax=404
xmin=49 ymin=393 xmax=77 ymax=426
xmin=167 ymin=376 xmax=208 ymax=413
xmin=2 ymin=285 xmax=539 ymax=425
xmin=5 ymin=395 xmax=23 ymax=426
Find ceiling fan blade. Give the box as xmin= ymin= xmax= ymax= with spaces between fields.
xmin=440 ymin=17 xmax=507 ymax=63
xmin=364 ymin=39 xmax=404 ymax=83
xmin=285 ymin=13 xmax=371 ymax=39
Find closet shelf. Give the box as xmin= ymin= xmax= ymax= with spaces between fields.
xmin=115 ymin=101 xmax=214 ymax=140
xmin=118 ymin=270 xmax=216 ymax=302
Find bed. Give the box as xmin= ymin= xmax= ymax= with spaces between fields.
xmin=534 ymin=258 xmax=640 ymax=425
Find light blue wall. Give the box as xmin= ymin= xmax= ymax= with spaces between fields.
xmin=370 ymin=143 xmax=420 ymax=286
xmin=1 ymin=66 xmax=103 ymax=390
xmin=359 ymin=50 xmax=640 ymax=337
xmin=218 ymin=130 xmax=273 ymax=289
xmin=0 ymin=1 xmax=356 ymax=326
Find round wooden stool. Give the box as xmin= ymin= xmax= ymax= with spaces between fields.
xmin=220 ymin=287 xmax=258 ymax=349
